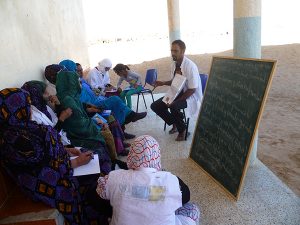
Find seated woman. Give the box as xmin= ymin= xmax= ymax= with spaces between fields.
xmin=87 ymin=58 xmax=113 ymax=92
xmin=0 ymin=88 xmax=112 ymax=225
xmin=59 ymin=60 xmax=131 ymax=156
xmin=96 ymin=135 xmax=201 ymax=225
xmin=45 ymin=63 xmax=147 ymax=140
xmin=113 ymin=63 xmax=143 ymax=109
xmin=21 ymin=80 xmax=112 ymax=173
xmin=76 ymin=62 xmax=146 ymax=132
xmin=21 ymin=80 xmax=72 ymax=144
xmin=53 ymin=63 xmax=132 ymax=169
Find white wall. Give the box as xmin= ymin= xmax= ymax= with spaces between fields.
xmin=0 ymin=0 xmax=89 ymax=89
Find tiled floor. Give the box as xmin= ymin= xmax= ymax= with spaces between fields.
xmin=124 ymin=93 xmax=300 ymax=225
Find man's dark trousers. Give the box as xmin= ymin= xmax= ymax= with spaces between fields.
xmin=150 ymin=97 xmax=187 ymax=133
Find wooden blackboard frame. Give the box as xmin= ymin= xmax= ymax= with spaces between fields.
xmin=189 ymin=56 xmax=277 ymax=200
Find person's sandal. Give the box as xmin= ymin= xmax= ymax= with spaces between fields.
xmin=175 ymin=132 xmax=185 ymax=141
xmin=175 ymin=130 xmax=190 ymax=141
xmin=169 ymin=126 xmax=178 ymax=134
xmin=175 ymin=130 xmax=189 ymax=141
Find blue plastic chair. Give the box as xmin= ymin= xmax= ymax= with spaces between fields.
xmin=136 ymin=69 xmax=158 ymax=112
xmin=200 ymin=73 xmax=208 ymax=94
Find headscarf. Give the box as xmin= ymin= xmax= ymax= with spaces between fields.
xmin=127 ymin=135 xmax=161 ymax=170
xmin=21 ymin=80 xmax=52 ymax=120
xmin=44 ymin=64 xmax=64 ymax=84
xmin=0 ymin=87 xmax=70 ymax=171
xmin=0 ymin=88 xmax=108 ymax=224
xmin=0 ymin=88 xmax=31 ymax=126
xmin=56 ymin=70 xmax=105 ymax=148
xmin=98 ymin=58 xmax=112 ymax=73
xmin=59 ymin=59 xmax=77 ymax=72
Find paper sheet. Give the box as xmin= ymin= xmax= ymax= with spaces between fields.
xmin=71 ymin=154 xmax=100 ymax=176
xmin=162 ymin=74 xmax=186 ymax=104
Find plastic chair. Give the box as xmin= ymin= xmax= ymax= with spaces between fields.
xmin=135 ymin=69 xmax=158 ymax=112
xmin=200 ymin=73 xmax=208 ymax=94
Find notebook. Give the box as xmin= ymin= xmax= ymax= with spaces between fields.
xmin=71 ymin=154 xmax=100 ymax=176
xmin=162 ymin=74 xmax=187 ymax=105
xmin=92 ymin=113 xmax=107 ymax=129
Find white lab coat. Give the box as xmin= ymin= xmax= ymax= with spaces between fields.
xmin=170 ymin=57 xmax=203 ymax=118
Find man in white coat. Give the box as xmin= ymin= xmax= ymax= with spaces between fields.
xmin=151 ymin=40 xmax=203 ymax=141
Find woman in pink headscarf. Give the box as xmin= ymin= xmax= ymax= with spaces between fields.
xmin=96 ymin=135 xmax=200 ymax=225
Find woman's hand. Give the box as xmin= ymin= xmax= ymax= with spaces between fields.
xmin=95 ymin=117 xmax=108 ymax=130
xmin=102 ymin=123 xmax=109 ymax=130
xmin=59 ymin=108 xmax=72 ymax=122
xmin=154 ymin=80 xmax=164 ymax=87
xmin=65 ymin=147 xmax=81 ymax=157
xmin=95 ymin=117 xmax=104 ymax=125
xmin=49 ymin=95 xmax=60 ymax=105
xmin=71 ymin=151 xmax=94 ymax=168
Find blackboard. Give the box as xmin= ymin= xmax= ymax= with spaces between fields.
xmin=190 ymin=56 xmax=276 ymax=200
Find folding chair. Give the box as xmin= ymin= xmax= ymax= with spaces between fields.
xmin=136 ymin=69 xmax=158 ymax=112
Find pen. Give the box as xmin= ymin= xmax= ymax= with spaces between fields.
xmin=88 ymin=152 xmax=94 ymax=159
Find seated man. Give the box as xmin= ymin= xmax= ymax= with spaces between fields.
xmin=151 ymin=40 xmax=202 ymax=141
xmin=96 ymin=135 xmax=200 ymax=225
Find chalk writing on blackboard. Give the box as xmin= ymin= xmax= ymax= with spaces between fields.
xmin=190 ymin=56 xmax=276 ymax=200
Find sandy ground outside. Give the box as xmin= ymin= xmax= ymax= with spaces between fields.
xmin=85 ymin=43 xmax=300 ymax=196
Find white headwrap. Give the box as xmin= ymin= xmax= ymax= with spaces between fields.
xmin=97 ymin=58 xmax=112 ymax=73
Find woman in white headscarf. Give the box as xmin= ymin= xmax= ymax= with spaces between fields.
xmin=96 ymin=135 xmax=201 ymax=225
xmin=88 ymin=58 xmax=113 ymax=91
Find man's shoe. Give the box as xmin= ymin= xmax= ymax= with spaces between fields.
xmin=131 ymin=112 xmax=147 ymax=122
xmin=169 ymin=126 xmax=178 ymax=134
xmin=124 ymin=132 xmax=136 ymax=139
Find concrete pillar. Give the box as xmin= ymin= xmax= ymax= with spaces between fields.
xmin=167 ymin=0 xmax=181 ymax=44
xmin=234 ymin=0 xmax=261 ymax=165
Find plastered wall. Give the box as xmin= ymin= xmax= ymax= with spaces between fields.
xmin=0 ymin=0 xmax=89 ymax=89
